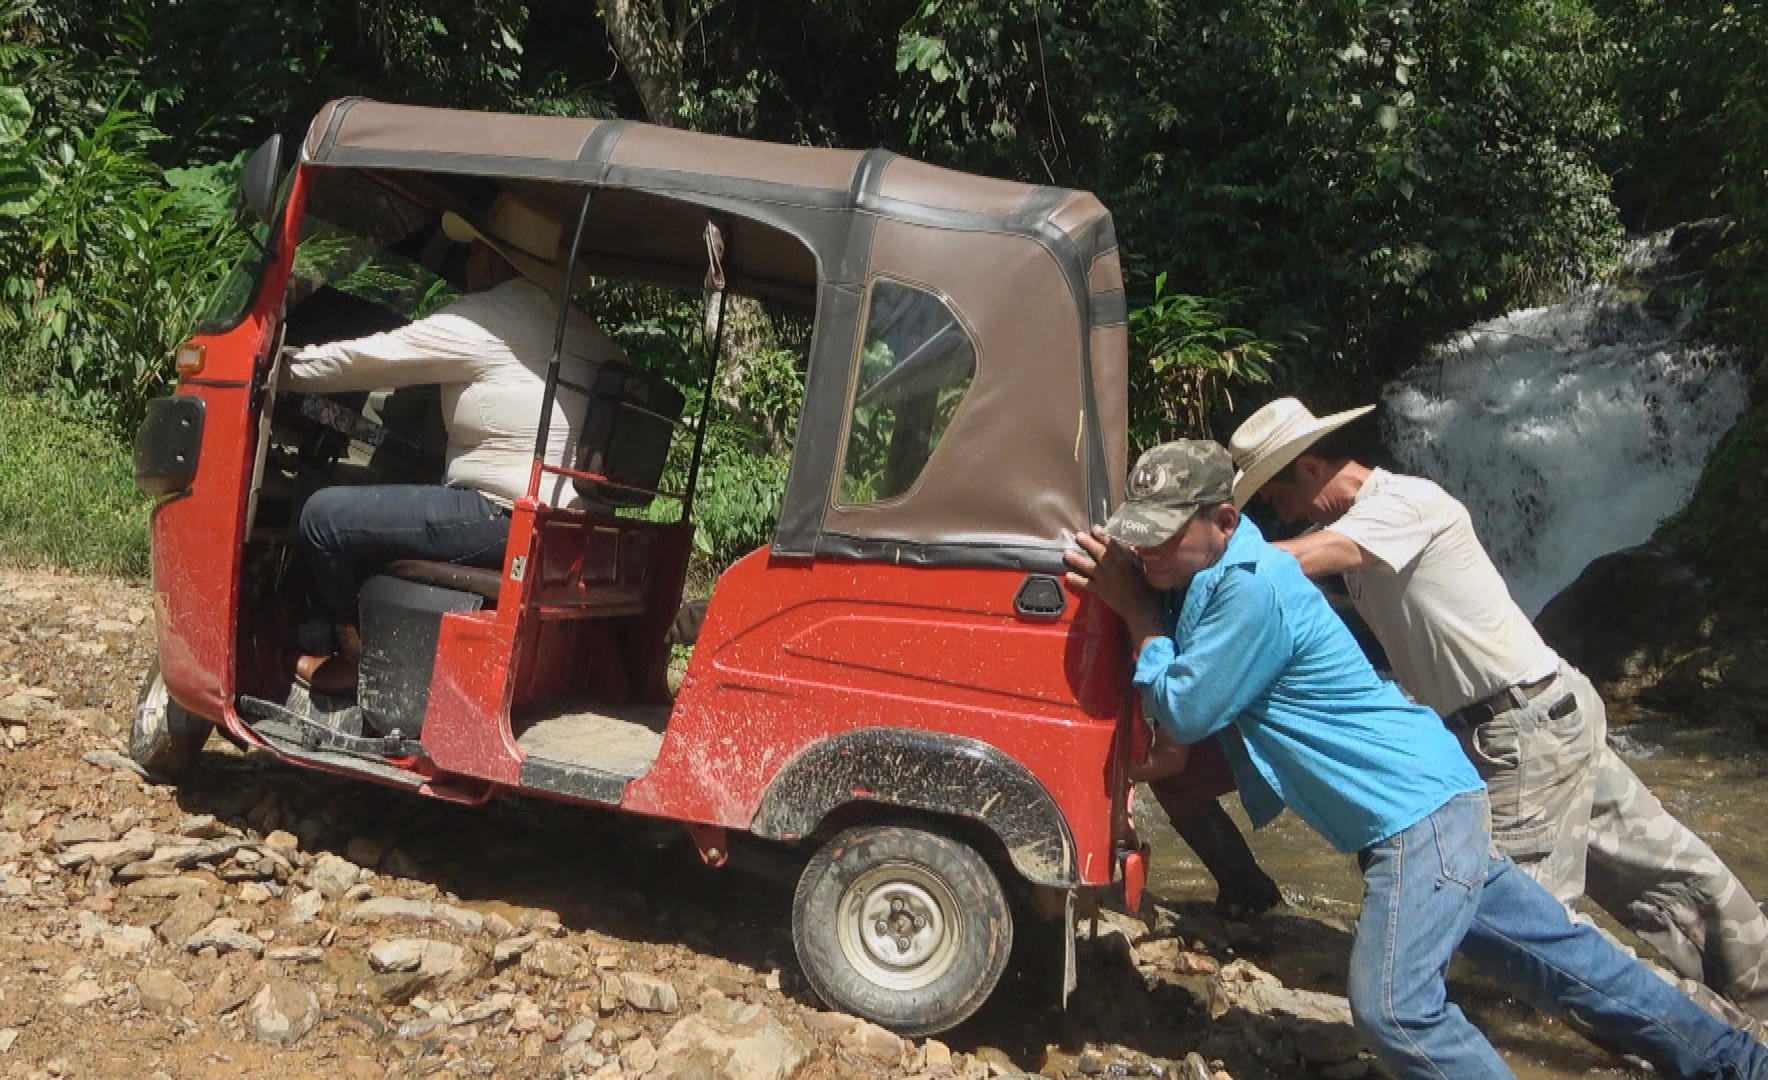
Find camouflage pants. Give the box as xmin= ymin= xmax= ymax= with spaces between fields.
xmin=1455 ymin=661 xmax=1768 ymax=1028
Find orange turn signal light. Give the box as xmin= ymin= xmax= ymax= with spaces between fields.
xmin=174 ymin=343 xmax=206 ymax=377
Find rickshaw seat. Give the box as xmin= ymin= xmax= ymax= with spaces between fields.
xmin=384 ymin=559 xmax=503 ymax=601
xmin=573 ymin=364 xmax=685 ymax=509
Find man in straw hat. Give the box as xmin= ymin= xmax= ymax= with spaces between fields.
xmin=1064 ymin=438 xmax=1768 ymax=1079
xmin=284 ymin=191 xmax=625 ymax=694
xmin=1229 ymin=397 xmax=1768 ymax=1026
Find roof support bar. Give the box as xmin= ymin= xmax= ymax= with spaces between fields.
xmin=529 ymin=187 xmax=598 ymax=498
xmin=682 ymin=219 xmax=729 ymax=519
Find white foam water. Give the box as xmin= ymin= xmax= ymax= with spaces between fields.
xmin=1382 ymin=238 xmax=1746 ymax=615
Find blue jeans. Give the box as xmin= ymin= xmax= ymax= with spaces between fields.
xmin=298 ymin=484 xmax=510 ymax=625
xmin=1352 ymin=789 xmax=1768 ymax=1080
xmin=1462 ymin=858 xmax=1768 ymax=1079
xmin=1352 ymin=789 xmax=1511 ymax=1078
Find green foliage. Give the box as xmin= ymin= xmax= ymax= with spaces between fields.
xmin=1 ymin=0 xmax=1759 ymax=589
xmin=1706 ymin=8 xmax=1768 ymax=362
xmin=1593 ymin=0 xmax=1737 ymax=227
xmin=595 ymin=283 xmax=805 ymax=575
xmin=882 ymin=0 xmax=1624 ymax=395
xmin=1592 ymin=1 xmax=1768 ymax=362
xmin=684 ymin=431 xmax=791 ymax=571
xmin=1129 ymin=274 xmax=1280 ymax=448
xmin=0 ymin=4 xmax=245 ymax=431
xmin=0 ymin=395 xmax=150 ymax=575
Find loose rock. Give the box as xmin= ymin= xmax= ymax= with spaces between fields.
xmin=454 ymin=992 xmax=516 ymax=1025
xmin=621 ymin=1035 xmax=658 ymax=1075
xmin=494 ymin=932 xmax=539 ymax=966
xmin=345 ymin=896 xmax=484 ymax=934
xmin=283 ymin=888 xmax=325 ymax=925
xmin=367 ymin=937 xmax=468 ymax=979
xmin=620 ymin=971 xmax=679 ymax=1013
xmin=653 ymin=1009 xmax=812 ymax=1080
xmin=247 ymin=978 xmax=321 ymax=1046
xmin=308 ymin=852 xmax=361 ymax=900
xmin=157 ymin=891 xmax=220 ymax=947
xmin=521 ymin=939 xmax=581 ymax=979
xmin=136 ymin=969 xmax=195 ymax=1014
xmin=185 ymin=916 xmax=266 ymax=958
xmin=840 ymin=1019 xmax=906 ymax=1064
xmin=59 ymin=979 xmax=105 ymax=1007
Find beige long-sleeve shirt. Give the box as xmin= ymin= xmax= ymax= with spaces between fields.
xmin=286 ymin=278 xmax=627 ymax=509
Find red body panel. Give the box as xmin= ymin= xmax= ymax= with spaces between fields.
xmin=151 ymin=172 xmax=310 ymax=720
xmin=419 ymin=609 xmax=523 ymax=782
xmin=620 ymin=549 xmax=1131 ymax=885
xmin=416 ymin=500 xmax=691 ymax=784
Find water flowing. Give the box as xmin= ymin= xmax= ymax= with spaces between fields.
xmin=1380 ymin=235 xmax=1747 ymax=615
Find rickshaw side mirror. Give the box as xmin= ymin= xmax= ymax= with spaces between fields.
xmin=239 ymin=134 xmax=285 ymax=226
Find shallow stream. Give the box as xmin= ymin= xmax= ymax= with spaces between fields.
xmin=1140 ymin=712 xmax=1768 ymax=1078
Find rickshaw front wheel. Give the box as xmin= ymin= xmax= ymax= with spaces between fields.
xmin=792 ymin=823 xmax=1013 ymax=1036
xmin=130 ymin=665 xmax=212 ymax=780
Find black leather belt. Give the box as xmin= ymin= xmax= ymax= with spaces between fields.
xmin=1446 ymin=673 xmax=1561 ymax=731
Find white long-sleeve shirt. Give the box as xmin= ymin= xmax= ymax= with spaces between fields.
xmin=1329 ymin=469 xmax=1559 ymax=716
xmin=286 ymin=278 xmax=626 ymax=509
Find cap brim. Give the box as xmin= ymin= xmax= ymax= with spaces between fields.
xmin=1103 ymin=500 xmax=1203 ymax=548
xmin=1231 ymin=404 xmax=1374 ymax=507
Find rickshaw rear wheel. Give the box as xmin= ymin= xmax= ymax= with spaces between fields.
xmin=130 ymin=666 xmax=211 ymax=780
xmin=792 ymin=823 xmax=1012 ymax=1036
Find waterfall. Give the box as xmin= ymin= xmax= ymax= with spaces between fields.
xmin=1381 ymin=234 xmax=1747 ymax=616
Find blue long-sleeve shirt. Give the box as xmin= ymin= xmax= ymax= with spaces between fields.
xmin=1134 ymin=519 xmax=1482 ymax=853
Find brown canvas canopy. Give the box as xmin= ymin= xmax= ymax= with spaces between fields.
xmin=300 ymin=99 xmax=1127 ymax=569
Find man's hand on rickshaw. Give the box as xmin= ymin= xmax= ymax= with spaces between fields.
xmin=1064 ymin=525 xmax=1165 ymax=648
xmin=1128 ymin=732 xmax=1192 ymax=784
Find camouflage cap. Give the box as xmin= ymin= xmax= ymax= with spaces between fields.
xmin=1103 ymin=440 xmax=1235 ymax=547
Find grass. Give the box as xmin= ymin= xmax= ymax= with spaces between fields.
xmin=0 ymin=394 xmax=152 ymax=577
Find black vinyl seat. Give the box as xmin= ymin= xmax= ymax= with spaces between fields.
xmin=384 ymin=559 xmax=503 ymax=602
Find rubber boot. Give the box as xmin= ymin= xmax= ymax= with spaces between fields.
xmin=1169 ymin=800 xmax=1283 ymax=917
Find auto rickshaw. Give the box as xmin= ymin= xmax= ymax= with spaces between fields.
xmin=132 ymin=98 xmax=1142 ymax=1034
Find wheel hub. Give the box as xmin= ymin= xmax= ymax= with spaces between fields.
xmin=836 ymin=861 xmax=963 ymax=991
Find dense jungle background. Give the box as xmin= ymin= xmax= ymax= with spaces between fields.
xmin=1 ymin=0 xmax=1765 ymax=595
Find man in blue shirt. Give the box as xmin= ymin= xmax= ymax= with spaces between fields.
xmin=1064 ymin=439 xmax=1768 ymax=1080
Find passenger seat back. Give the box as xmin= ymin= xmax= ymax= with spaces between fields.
xmin=574 ymin=364 xmax=686 ymax=509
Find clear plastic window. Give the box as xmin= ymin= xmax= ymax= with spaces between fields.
xmin=285 ymin=170 xmax=459 ymax=321
xmin=838 ymin=279 xmax=976 ymax=505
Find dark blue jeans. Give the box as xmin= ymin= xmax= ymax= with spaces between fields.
xmin=298 ymin=484 xmax=510 ymax=626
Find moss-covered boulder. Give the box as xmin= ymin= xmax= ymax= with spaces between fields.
xmin=1538 ymin=398 xmax=1768 ymax=729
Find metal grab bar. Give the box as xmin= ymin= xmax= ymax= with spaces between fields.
xmin=527 ymin=187 xmax=598 ymax=501
xmin=536 ymin=461 xmax=687 ymax=503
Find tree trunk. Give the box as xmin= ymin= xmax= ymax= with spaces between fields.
xmin=597 ymin=0 xmax=684 ymax=126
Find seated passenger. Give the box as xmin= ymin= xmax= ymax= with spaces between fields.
xmin=284 ymin=193 xmax=627 ymax=693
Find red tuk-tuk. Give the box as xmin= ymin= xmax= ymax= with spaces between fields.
xmin=131 ymin=99 xmax=1140 ymax=1034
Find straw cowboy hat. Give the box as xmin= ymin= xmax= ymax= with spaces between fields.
xmin=441 ymin=192 xmax=572 ymax=296
xmin=1228 ymin=397 xmax=1375 ymax=507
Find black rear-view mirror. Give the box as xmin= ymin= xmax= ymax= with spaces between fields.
xmin=240 ymin=134 xmax=284 ymax=226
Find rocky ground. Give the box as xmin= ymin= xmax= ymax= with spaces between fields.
xmin=0 ymin=565 xmax=1406 ymax=1080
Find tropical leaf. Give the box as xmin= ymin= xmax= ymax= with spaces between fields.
xmin=0 ymin=85 xmax=29 ymax=142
